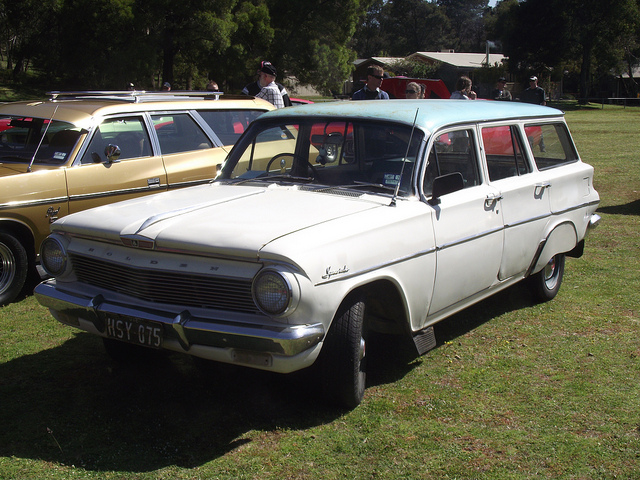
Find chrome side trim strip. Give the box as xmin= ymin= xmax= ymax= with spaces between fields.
xmin=0 ymin=196 xmax=69 ymax=210
xmin=68 ymin=185 xmax=165 ymax=202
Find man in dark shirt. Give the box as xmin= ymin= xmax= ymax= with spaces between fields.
xmin=520 ymin=76 xmax=546 ymax=105
xmin=352 ymin=65 xmax=390 ymax=100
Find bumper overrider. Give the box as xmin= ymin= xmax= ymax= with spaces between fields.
xmin=34 ymin=280 xmax=325 ymax=372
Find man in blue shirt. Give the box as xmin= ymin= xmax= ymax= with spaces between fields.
xmin=352 ymin=66 xmax=390 ymax=100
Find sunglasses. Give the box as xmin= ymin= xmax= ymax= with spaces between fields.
xmin=405 ymin=90 xmax=417 ymax=94
xmin=371 ymin=75 xmax=383 ymax=80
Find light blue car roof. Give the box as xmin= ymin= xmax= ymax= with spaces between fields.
xmin=261 ymin=99 xmax=563 ymax=135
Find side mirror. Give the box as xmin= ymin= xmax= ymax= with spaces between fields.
xmin=428 ymin=172 xmax=464 ymax=205
xmin=104 ymin=144 xmax=121 ymax=163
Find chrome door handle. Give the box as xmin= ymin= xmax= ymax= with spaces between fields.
xmin=485 ymin=194 xmax=503 ymax=207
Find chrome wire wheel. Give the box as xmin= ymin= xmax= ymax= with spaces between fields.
xmin=0 ymin=232 xmax=29 ymax=305
xmin=0 ymin=242 xmax=17 ymax=295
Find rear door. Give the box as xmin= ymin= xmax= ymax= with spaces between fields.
xmin=66 ymin=114 xmax=167 ymax=214
xmin=481 ymin=123 xmax=551 ymax=280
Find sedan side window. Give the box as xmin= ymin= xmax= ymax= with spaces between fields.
xmin=423 ymin=129 xmax=480 ymax=196
xmin=198 ymin=109 xmax=266 ymax=147
xmin=482 ymin=125 xmax=530 ymax=181
xmin=152 ymin=113 xmax=213 ymax=154
xmin=80 ymin=116 xmax=151 ymax=164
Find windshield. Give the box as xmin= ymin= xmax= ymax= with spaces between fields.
xmin=218 ymin=118 xmax=424 ymax=197
xmin=0 ymin=115 xmax=81 ymax=165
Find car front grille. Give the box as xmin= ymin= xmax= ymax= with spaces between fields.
xmin=69 ymin=253 xmax=259 ymax=314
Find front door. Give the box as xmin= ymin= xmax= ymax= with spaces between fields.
xmin=424 ymin=128 xmax=504 ymax=316
xmin=66 ymin=115 xmax=168 ymax=214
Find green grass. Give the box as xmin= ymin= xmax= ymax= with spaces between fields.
xmin=1 ymin=104 xmax=639 ymax=479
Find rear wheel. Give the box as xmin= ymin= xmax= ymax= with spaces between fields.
xmin=0 ymin=231 xmax=29 ymax=305
xmin=319 ymin=296 xmax=367 ymax=409
xmin=527 ymin=253 xmax=565 ymax=302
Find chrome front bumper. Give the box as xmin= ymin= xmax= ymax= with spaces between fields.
xmin=34 ymin=280 xmax=325 ymax=370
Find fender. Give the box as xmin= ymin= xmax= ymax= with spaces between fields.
xmin=527 ymin=221 xmax=577 ymax=276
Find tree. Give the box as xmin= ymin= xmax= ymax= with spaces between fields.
xmin=437 ymin=0 xmax=489 ymax=52
xmin=383 ymin=0 xmax=453 ymax=55
xmin=264 ymin=0 xmax=374 ymax=95
xmin=500 ymin=0 xmax=640 ymax=100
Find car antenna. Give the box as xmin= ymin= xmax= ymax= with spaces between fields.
xmin=28 ymin=104 xmax=59 ymax=173
xmin=391 ymin=108 xmax=419 ymax=207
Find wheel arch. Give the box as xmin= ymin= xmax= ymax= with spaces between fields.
xmin=528 ymin=220 xmax=577 ymax=276
xmin=0 ymin=219 xmax=37 ymax=263
xmin=337 ymin=278 xmax=410 ymax=336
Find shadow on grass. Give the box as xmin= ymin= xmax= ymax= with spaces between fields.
xmin=0 ymin=284 xmax=533 ymax=473
xmin=0 ymin=333 xmax=341 ymax=472
xmin=598 ymin=199 xmax=640 ymax=216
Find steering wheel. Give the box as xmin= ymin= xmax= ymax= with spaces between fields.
xmin=265 ymin=153 xmax=319 ymax=179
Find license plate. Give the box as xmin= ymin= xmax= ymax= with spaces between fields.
xmin=104 ymin=314 xmax=163 ymax=348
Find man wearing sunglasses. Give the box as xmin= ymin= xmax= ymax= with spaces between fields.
xmin=352 ymin=65 xmax=390 ymax=100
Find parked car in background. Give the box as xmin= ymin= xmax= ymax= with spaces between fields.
xmin=0 ymin=91 xmax=274 ymax=304
xmin=289 ymin=98 xmax=314 ymax=106
xmin=379 ymin=77 xmax=450 ymax=99
xmin=35 ymin=100 xmax=600 ymax=408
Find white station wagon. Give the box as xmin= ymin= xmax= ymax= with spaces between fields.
xmin=35 ymin=100 xmax=600 ymax=408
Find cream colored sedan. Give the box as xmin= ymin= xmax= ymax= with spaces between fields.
xmin=0 ymin=91 xmax=273 ymax=304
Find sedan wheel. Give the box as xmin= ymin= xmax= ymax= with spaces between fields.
xmin=0 ymin=232 xmax=28 ymax=305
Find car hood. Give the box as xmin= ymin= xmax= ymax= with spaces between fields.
xmin=53 ymin=182 xmax=388 ymax=256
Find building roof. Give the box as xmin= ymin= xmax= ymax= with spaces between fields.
xmin=354 ymin=57 xmax=405 ymax=68
xmin=409 ymin=51 xmax=507 ymax=68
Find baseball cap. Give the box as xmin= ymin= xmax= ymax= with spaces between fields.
xmin=260 ymin=61 xmax=277 ymax=76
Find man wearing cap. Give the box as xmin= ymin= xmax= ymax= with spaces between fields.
xmin=242 ymin=61 xmax=289 ymax=108
xmin=162 ymin=82 xmax=171 ymax=91
xmin=491 ymin=77 xmax=512 ymax=101
xmin=520 ymin=76 xmax=546 ymax=105
xmin=352 ymin=65 xmax=390 ymax=100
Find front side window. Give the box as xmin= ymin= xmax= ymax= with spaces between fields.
xmin=423 ymin=129 xmax=480 ymax=196
xmin=151 ymin=113 xmax=212 ymax=154
xmin=81 ymin=116 xmax=151 ymax=164
xmin=524 ymin=123 xmax=578 ymax=170
xmin=198 ymin=109 xmax=266 ymax=147
xmin=219 ymin=118 xmax=423 ymax=198
xmin=482 ymin=125 xmax=530 ymax=181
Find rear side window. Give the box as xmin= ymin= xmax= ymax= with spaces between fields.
xmin=482 ymin=125 xmax=530 ymax=181
xmin=423 ymin=129 xmax=480 ymax=196
xmin=151 ymin=113 xmax=213 ymax=154
xmin=524 ymin=123 xmax=579 ymax=170
xmin=198 ymin=109 xmax=266 ymax=146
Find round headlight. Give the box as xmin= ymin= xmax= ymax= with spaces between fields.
xmin=252 ymin=270 xmax=292 ymax=316
xmin=40 ymin=236 xmax=68 ymax=276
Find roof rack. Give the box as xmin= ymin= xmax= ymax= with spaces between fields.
xmin=46 ymin=90 xmax=227 ymax=103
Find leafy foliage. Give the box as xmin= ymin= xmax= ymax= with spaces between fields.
xmin=0 ymin=0 xmax=638 ymax=98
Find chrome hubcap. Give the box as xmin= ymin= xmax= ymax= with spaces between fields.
xmin=0 ymin=243 xmax=16 ymax=294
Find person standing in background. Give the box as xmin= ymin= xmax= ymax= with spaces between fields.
xmin=520 ymin=76 xmax=546 ymax=105
xmin=352 ymin=66 xmax=390 ymax=100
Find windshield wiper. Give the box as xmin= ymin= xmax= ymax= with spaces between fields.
xmin=342 ymin=181 xmax=397 ymax=194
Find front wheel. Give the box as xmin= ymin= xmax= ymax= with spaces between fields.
xmin=0 ymin=231 xmax=29 ymax=305
xmin=527 ymin=253 xmax=565 ymax=302
xmin=319 ymin=296 xmax=367 ymax=409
